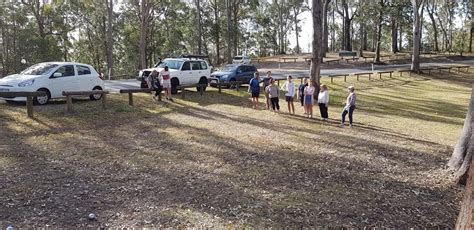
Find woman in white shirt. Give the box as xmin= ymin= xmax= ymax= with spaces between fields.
xmin=281 ymin=75 xmax=295 ymax=115
xmin=317 ymin=84 xmax=329 ymax=121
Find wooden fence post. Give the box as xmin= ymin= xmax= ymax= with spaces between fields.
xmin=26 ymin=95 xmax=34 ymax=118
xmin=102 ymin=93 xmax=107 ymax=109
xmin=66 ymin=95 xmax=73 ymax=112
xmin=128 ymin=92 xmax=134 ymax=106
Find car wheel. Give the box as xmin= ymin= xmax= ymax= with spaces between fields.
xmin=34 ymin=89 xmax=50 ymax=105
xmin=171 ymin=78 xmax=179 ymax=95
xmin=229 ymin=78 xmax=237 ymax=89
xmin=197 ymin=77 xmax=208 ymax=92
xmin=140 ymin=80 xmax=148 ymax=89
xmin=90 ymin=86 xmax=103 ymax=100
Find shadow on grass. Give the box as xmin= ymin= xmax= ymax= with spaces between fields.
xmin=0 ymin=95 xmax=460 ymax=228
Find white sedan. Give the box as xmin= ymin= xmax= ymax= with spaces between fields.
xmin=0 ymin=62 xmax=105 ymax=105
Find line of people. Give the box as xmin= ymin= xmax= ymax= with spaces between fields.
xmin=248 ymin=71 xmax=357 ymax=127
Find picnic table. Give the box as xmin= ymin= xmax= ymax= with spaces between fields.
xmin=280 ymin=57 xmax=298 ymax=63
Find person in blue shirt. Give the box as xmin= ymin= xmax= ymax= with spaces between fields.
xmin=248 ymin=72 xmax=261 ymax=109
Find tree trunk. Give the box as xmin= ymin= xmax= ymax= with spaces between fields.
xmin=363 ymin=26 xmax=368 ymax=50
xmin=295 ymin=11 xmax=300 ymax=54
xmin=391 ymin=16 xmax=398 ymax=53
xmin=341 ymin=10 xmax=345 ymax=50
xmin=106 ymin=0 xmax=114 ymax=79
xmin=226 ymin=0 xmax=232 ymax=63
xmin=359 ymin=23 xmax=364 ymax=57
xmin=374 ymin=0 xmax=384 ymax=63
xmin=311 ymin=0 xmax=323 ymax=98
xmin=196 ymin=0 xmax=202 ymax=54
xmin=139 ymin=0 xmax=151 ymax=69
xmin=411 ymin=0 xmax=422 ymax=73
xmin=427 ymin=6 xmax=439 ymax=52
xmin=399 ymin=25 xmax=403 ymax=51
xmin=321 ymin=0 xmax=330 ymax=58
xmin=448 ymin=83 xmax=474 ymax=184
xmin=331 ymin=2 xmax=335 ymax=51
xmin=344 ymin=18 xmax=351 ymax=50
xmin=469 ymin=26 xmax=473 ymax=53
xmin=213 ymin=0 xmax=220 ymax=64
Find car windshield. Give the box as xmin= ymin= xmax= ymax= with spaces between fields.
xmin=233 ymin=56 xmax=242 ymax=60
xmin=20 ymin=63 xmax=58 ymax=75
xmin=221 ymin=65 xmax=237 ymax=72
xmin=157 ymin=59 xmax=183 ymax=70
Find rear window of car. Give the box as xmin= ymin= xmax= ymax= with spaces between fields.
xmin=191 ymin=61 xmax=201 ymax=70
xmin=200 ymin=61 xmax=208 ymax=70
xmin=248 ymin=66 xmax=256 ymax=72
xmin=77 ymin=65 xmax=91 ymax=75
xmin=233 ymin=56 xmax=242 ymax=60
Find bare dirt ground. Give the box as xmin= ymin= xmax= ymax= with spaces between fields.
xmin=0 ymin=66 xmax=472 ymax=228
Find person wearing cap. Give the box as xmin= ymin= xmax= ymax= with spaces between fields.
xmin=341 ymin=86 xmax=356 ymax=127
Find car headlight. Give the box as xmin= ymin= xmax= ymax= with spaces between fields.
xmin=18 ymin=79 xmax=35 ymax=87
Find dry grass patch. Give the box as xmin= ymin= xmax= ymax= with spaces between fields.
xmin=0 ymin=70 xmax=472 ymax=228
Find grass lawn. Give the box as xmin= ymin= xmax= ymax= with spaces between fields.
xmin=0 ymin=69 xmax=472 ymax=228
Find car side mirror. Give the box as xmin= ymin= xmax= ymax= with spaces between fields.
xmin=52 ymin=72 xmax=62 ymax=78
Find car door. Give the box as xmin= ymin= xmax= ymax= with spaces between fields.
xmin=234 ymin=66 xmax=247 ymax=82
xmin=199 ymin=61 xmax=210 ymax=77
xmin=191 ymin=61 xmax=202 ymax=83
xmin=180 ymin=61 xmax=192 ymax=85
xmin=48 ymin=65 xmax=77 ymax=98
xmin=76 ymin=65 xmax=94 ymax=90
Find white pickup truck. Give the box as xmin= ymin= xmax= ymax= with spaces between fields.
xmin=138 ymin=56 xmax=211 ymax=94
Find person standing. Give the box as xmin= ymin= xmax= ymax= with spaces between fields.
xmin=262 ymin=71 xmax=273 ymax=110
xmin=160 ymin=66 xmax=172 ymax=101
xmin=317 ymin=84 xmax=329 ymax=120
xmin=147 ymin=70 xmax=162 ymax=101
xmin=281 ymin=75 xmax=295 ymax=115
xmin=341 ymin=86 xmax=357 ymax=127
xmin=248 ymin=72 xmax=261 ymax=109
xmin=298 ymin=77 xmax=308 ymax=114
xmin=303 ymin=80 xmax=315 ymax=118
xmin=265 ymin=79 xmax=280 ymax=112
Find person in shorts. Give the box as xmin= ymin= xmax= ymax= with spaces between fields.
xmin=281 ymin=75 xmax=295 ymax=115
xmin=262 ymin=71 xmax=273 ymax=110
xmin=159 ymin=66 xmax=172 ymax=101
xmin=298 ymin=77 xmax=308 ymax=114
xmin=248 ymin=72 xmax=261 ymax=109
xmin=304 ymin=80 xmax=315 ymax=118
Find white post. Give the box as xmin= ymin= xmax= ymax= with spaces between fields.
xmin=108 ymin=68 xmax=111 ymax=80
xmin=371 ymin=64 xmax=374 ymax=71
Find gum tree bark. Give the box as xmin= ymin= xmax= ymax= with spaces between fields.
xmin=310 ymin=0 xmax=322 ymax=97
xmin=410 ymin=0 xmax=423 ymax=73
xmin=448 ymin=84 xmax=474 ymax=184
xmin=105 ymin=0 xmax=114 ymax=79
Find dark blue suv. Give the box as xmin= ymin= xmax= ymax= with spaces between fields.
xmin=210 ymin=64 xmax=257 ymax=84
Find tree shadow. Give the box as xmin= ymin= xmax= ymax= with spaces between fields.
xmin=0 ymin=92 xmax=461 ymax=228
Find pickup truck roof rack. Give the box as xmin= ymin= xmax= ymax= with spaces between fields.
xmin=181 ymin=54 xmax=209 ymax=59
